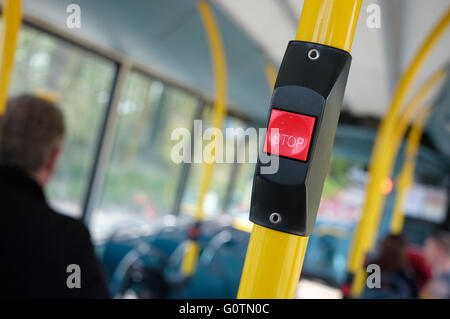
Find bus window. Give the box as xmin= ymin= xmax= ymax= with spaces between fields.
xmin=8 ymin=24 xmax=116 ymax=218
xmin=228 ymin=161 xmax=255 ymax=214
xmin=180 ymin=114 xmax=246 ymax=218
xmin=91 ymin=72 xmax=198 ymax=240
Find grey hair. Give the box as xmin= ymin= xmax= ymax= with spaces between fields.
xmin=0 ymin=95 xmax=65 ymax=173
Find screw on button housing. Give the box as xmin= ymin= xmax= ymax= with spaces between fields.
xmin=308 ymin=48 xmax=320 ymax=60
xmin=269 ymin=212 xmax=282 ymax=224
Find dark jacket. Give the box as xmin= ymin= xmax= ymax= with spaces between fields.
xmin=0 ymin=166 xmax=109 ymax=298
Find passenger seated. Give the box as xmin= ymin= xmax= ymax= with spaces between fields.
xmin=422 ymin=231 xmax=450 ymax=299
xmin=361 ymin=234 xmax=418 ymax=299
xmin=0 ymin=95 xmax=109 ymax=298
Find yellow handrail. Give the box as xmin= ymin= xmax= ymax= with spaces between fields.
xmin=296 ymin=0 xmax=361 ymax=52
xmin=181 ymin=0 xmax=228 ymax=276
xmin=390 ymin=106 xmax=433 ymax=234
xmin=347 ymin=9 xmax=450 ymax=297
xmin=350 ymin=69 xmax=446 ymax=295
xmin=373 ymin=68 xmax=446 ymax=237
xmin=0 ymin=0 xmax=22 ymax=115
xmin=238 ymin=225 xmax=309 ymax=298
xmin=264 ymin=62 xmax=277 ymax=91
xmin=392 ymin=69 xmax=446 ymax=148
xmin=237 ymin=0 xmax=362 ymax=299
xmin=389 ymin=68 xmax=447 ymax=233
xmin=388 ymin=69 xmax=446 ymax=234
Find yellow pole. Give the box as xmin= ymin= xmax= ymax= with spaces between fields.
xmin=296 ymin=0 xmax=361 ymax=52
xmin=0 ymin=0 xmax=22 ymax=115
xmin=237 ymin=225 xmax=309 ymax=299
xmin=388 ymin=69 xmax=446 ymax=152
xmin=350 ymin=69 xmax=447 ymax=296
xmin=387 ymin=70 xmax=447 ymax=235
xmin=390 ymin=106 xmax=432 ymax=234
xmin=238 ymin=0 xmax=362 ymax=299
xmin=347 ymin=8 xmax=450 ymax=296
xmin=349 ymin=68 xmax=447 ymax=296
xmin=388 ymin=69 xmax=446 ymax=234
xmin=181 ymin=0 xmax=228 ymax=276
xmin=264 ymin=62 xmax=277 ymax=91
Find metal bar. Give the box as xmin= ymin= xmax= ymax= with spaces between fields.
xmin=296 ymin=0 xmax=362 ymax=52
xmin=264 ymin=62 xmax=277 ymax=91
xmin=347 ymin=9 xmax=450 ymax=297
xmin=238 ymin=0 xmax=362 ymax=299
xmin=193 ymin=0 xmax=228 ymax=221
xmin=81 ymin=60 xmax=131 ymax=223
xmin=359 ymin=70 xmax=445 ymax=289
xmin=390 ymin=107 xmax=432 ymax=234
xmin=350 ymin=68 xmax=446 ymax=296
xmin=387 ymin=69 xmax=447 ymax=234
xmin=391 ymin=69 xmax=446 ymax=147
xmin=238 ymin=225 xmax=309 ymax=299
xmin=0 ymin=0 xmax=22 ymax=114
xmin=181 ymin=0 xmax=228 ymax=276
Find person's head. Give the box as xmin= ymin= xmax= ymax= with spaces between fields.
xmin=0 ymin=95 xmax=65 ymax=186
xmin=376 ymin=234 xmax=408 ymax=273
xmin=424 ymin=231 xmax=450 ymax=267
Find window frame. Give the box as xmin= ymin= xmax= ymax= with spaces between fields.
xmin=5 ymin=13 xmax=258 ymax=225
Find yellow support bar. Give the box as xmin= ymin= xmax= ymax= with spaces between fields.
xmin=181 ymin=240 xmax=200 ymax=276
xmin=232 ymin=217 xmax=253 ymax=234
xmin=364 ymin=69 xmax=446 ymax=249
xmin=347 ymin=8 xmax=450 ymax=296
xmin=237 ymin=225 xmax=309 ymax=299
xmin=194 ymin=0 xmax=228 ymax=222
xmin=238 ymin=0 xmax=362 ymax=299
xmin=390 ymin=106 xmax=432 ymax=234
xmin=387 ymin=69 xmax=446 ymax=235
xmin=390 ymin=69 xmax=446 ymax=148
xmin=296 ymin=0 xmax=362 ymax=51
xmin=388 ymin=69 xmax=447 ymax=234
xmin=0 ymin=0 xmax=22 ymax=115
xmin=181 ymin=0 xmax=228 ymax=276
xmin=264 ymin=62 xmax=277 ymax=91
xmin=349 ymin=69 xmax=446 ymax=296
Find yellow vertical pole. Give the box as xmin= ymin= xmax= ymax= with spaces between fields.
xmin=390 ymin=106 xmax=432 ymax=235
xmin=237 ymin=0 xmax=362 ymax=299
xmin=388 ymin=69 xmax=446 ymax=234
xmin=264 ymin=62 xmax=277 ymax=91
xmin=347 ymin=8 xmax=450 ymax=296
xmin=295 ymin=0 xmax=362 ymax=52
xmin=238 ymin=225 xmax=309 ymax=299
xmin=349 ymin=68 xmax=446 ymax=296
xmin=181 ymin=0 xmax=228 ymax=276
xmin=0 ymin=0 xmax=22 ymax=115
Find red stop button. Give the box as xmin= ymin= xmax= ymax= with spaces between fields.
xmin=263 ymin=109 xmax=316 ymax=162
